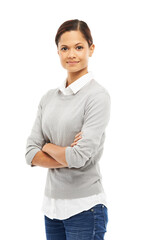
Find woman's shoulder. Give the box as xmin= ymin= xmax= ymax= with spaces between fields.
xmin=87 ymin=79 xmax=111 ymax=100
xmin=39 ymin=88 xmax=57 ymax=106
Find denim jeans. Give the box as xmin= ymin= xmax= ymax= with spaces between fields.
xmin=44 ymin=203 xmax=108 ymax=240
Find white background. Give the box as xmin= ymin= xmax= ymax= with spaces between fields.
xmin=0 ymin=0 xmax=154 ymax=239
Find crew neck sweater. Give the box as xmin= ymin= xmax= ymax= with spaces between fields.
xmin=40 ymin=72 xmax=109 ymax=220
xmin=25 ymin=74 xmax=111 ymax=200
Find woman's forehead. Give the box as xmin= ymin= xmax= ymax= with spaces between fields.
xmin=58 ymin=31 xmax=86 ymax=46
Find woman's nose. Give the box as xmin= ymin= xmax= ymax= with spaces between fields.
xmin=67 ymin=49 xmax=76 ymax=58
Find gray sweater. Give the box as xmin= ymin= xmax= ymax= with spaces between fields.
xmin=25 ymin=79 xmax=111 ymax=199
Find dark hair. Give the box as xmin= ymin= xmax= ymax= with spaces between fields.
xmin=55 ymin=19 xmax=93 ymax=48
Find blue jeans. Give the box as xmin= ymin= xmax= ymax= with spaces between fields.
xmin=44 ymin=203 xmax=108 ymax=240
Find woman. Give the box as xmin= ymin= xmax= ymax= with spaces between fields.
xmin=25 ymin=19 xmax=111 ymax=240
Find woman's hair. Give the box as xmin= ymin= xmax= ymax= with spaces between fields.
xmin=55 ymin=19 xmax=93 ymax=48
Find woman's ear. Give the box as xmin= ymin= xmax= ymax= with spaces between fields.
xmin=89 ymin=44 xmax=95 ymax=57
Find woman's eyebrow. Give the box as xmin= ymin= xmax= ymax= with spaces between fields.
xmin=60 ymin=42 xmax=83 ymax=47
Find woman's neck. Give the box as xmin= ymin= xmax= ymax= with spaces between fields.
xmin=66 ymin=68 xmax=88 ymax=87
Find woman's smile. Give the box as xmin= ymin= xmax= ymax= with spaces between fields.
xmin=67 ymin=61 xmax=80 ymax=65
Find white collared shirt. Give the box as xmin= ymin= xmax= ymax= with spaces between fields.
xmin=59 ymin=71 xmax=94 ymax=95
xmin=41 ymin=71 xmax=107 ymax=220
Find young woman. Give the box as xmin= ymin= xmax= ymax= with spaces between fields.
xmin=25 ymin=19 xmax=111 ymax=240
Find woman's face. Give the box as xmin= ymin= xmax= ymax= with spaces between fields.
xmin=57 ymin=30 xmax=95 ymax=73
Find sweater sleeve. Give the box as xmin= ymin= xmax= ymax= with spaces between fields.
xmin=65 ymin=91 xmax=111 ymax=168
xmin=25 ymin=95 xmax=46 ymax=167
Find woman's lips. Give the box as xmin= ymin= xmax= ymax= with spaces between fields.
xmin=67 ymin=61 xmax=79 ymax=65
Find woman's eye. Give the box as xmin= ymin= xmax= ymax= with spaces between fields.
xmin=61 ymin=46 xmax=83 ymax=51
xmin=61 ymin=47 xmax=68 ymax=51
xmin=76 ymin=46 xmax=83 ymax=50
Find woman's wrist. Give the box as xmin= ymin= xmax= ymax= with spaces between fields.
xmin=42 ymin=143 xmax=53 ymax=155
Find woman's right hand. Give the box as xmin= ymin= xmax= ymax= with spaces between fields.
xmin=71 ymin=131 xmax=82 ymax=147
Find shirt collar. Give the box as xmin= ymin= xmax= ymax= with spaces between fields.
xmin=58 ymin=71 xmax=94 ymax=95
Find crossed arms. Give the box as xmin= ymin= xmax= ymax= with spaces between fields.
xmin=26 ymin=91 xmax=110 ymax=169
xmin=31 ymin=132 xmax=82 ymax=168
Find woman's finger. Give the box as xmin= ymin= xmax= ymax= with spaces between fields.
xmin=74 ymin=135 xmax=82 ymax=142
xmin=71 ymin=142 xmax=77 ymax=147
xmin=75 ymin=131 xmax=82 ymax=138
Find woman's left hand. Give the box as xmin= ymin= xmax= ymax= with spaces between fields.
xmin=71 ymin=132 xmax=82 ymax=147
